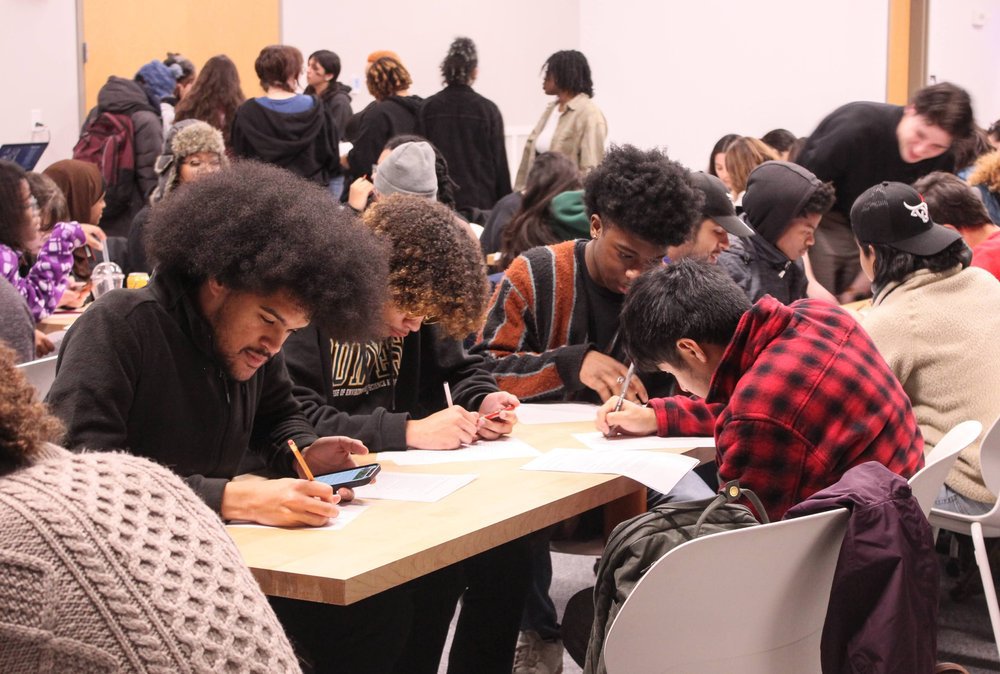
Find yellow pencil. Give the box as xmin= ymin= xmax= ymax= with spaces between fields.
xmin=287 ymin=439 xmax=315 ymax=481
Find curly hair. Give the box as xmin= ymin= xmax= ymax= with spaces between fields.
xmin=0 ymin=345 xmax=64 ymax=476
xmin=441 ymin=36 xmax=477 ymax=86
xmin=799 ymin=180 xmax=836 ymax=217
xmin=174 ymin=55 xmax=245 ymax=147
xmin=543 ymin=50 xmax=593 ymax=98
xmin=367 ymin=57 xmax=412 ymax=101
xmin=0 ymin=160 xmax=30 ymax=250
xmin=146 ymin=160 xmax=389 ymax=341
xmin=255 ymin=45 xmax=303 ymax=93
xmin=725 ymin=137 xmax=779 ymax=195
xmin=501 ymin=152 xmax=581 ymax=268
xmin=583 ymin=145 xmax=703 ymax=248
xmin=363 ymin=194 xmax=488 ymax=338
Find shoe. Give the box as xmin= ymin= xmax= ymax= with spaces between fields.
xmin=512 ymin=630 xmax=564 ymax=674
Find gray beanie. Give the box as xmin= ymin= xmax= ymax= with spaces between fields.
xmin=374 ymin=141 xmax=438 ymax=199
xmin=152 ymin=120 xmax=228 ymax=202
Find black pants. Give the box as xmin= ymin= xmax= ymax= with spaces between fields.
xmin=271 ymin=535 xmax=532 ymax=674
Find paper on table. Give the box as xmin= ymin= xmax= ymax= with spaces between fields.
xmin=384 ymin=438 xmax=540 ymax=465
xmin=515 ymin=402 xmax=599 ymax=425
xmin=521 ymin=448 xmax=697 ymax=495
xmin=353 ymin=471 xmax=477 ymax=502
xmin=573 ymin=432 xmax=715 ymax=452
xmin=227 ymin=503 xmax=369 ymax=531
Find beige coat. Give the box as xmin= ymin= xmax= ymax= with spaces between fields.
xmin=862 ymin=265 xmax=1000 ymax=504
xmin=514 ymin=93 xmax=607 ymax=190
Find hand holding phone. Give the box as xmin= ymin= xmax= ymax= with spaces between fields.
xmin=315 ymin=464 xmax=381 ymax=490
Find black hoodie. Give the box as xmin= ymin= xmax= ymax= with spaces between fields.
xmin=345 ymin=95 xmax=423 ymax=188
xmin=230 ymin=96 xmax=339 ymax=185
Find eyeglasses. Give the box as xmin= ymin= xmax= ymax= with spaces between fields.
xmin=25 ymin=195 xmax=39 ymax=213
xmin=182 ymin=157 xmax=223 ymax=171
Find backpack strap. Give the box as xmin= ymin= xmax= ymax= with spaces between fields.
xmin=693 ymin=480 xmax=770 ymax=537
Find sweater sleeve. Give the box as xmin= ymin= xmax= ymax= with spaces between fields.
xmin=1 ymin=222 xmax=85 ymax=321
xmin=248 ymin=351 xmax=319 ymax=476
xmin=282 ymin=326 xmax=409 ymax=453
xmin=649 ymin=395 xmax=722 ymax=437
xmin=473 ymin=264 xmax=590 ymax=401
xmin=432 ymin=327 xmax=500 ymax=413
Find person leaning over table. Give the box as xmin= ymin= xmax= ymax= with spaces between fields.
xmin=44 ymin=161 xmax=416 ymax=674
xmin=283 ymin=194 xmax=529 ymax=674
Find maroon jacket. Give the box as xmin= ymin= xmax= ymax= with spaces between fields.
xmin=650 ymin=296 xmax=924 ymax=520
xmin=785 ymin=462 xmax=938 ymax=674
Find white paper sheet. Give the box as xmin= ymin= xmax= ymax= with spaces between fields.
xmin=515 ymin=402 xmax=599 ymax=425
xmin=383 ymin=438 xmax=540 ymax=465
xmin=352 ymin=472 xmax=477 ymax=502
xmin=573 ymin=432 xmax=715 ymax=452
xmin=227 ymin=503 xmax=369 ymax=531
xmin=521 ymin=448 xmax=697 ymax=495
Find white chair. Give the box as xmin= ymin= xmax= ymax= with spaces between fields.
xmin=908 ymin=420 xmax=983 ymax=517
xmin=929 ymin=415 xmax=1000 ymax=657
xmin=603 ymin=508 xmax=849 ymax=674
xmin=15 ymin=355 xmax=58 ymax=398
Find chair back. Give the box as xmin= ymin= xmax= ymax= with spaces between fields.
xmin=603 ymin=508 xmax=849 ymax=674
xmin=15 ymin=355 xmax=58 ymax=398
xmin=979 ymin=415 xmax=1000 ymax=499
xmin=908 ymin=420 xmax=983 ymax=516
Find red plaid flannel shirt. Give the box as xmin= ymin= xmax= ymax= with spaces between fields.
xmin=651 ymin=296 xmax=924 ymax=520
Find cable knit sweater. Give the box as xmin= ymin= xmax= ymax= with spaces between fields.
xmin=0 ymin=445 xmax=300 ymax=673
xmin=863 ymin=265 xmax=1000 ymax=504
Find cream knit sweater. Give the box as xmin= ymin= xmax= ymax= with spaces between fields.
xmin=0 ymin=445 xmax=301 ymax=673
xmin=863 ymin=265 xmax=1000 ymax=504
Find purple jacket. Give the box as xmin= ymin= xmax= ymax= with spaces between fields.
xmin=0 ymin=221 xmax=84 ymax=321
xmin=784 ymin=462 xmax=938 ymax=674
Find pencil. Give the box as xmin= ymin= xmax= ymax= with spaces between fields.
xmin=443 ymin=381 xmax=454 ymax=408
xmin=287 ymin=439 xmax=315 ymax=481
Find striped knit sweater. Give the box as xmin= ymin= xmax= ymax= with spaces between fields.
xmin=473 ymin=240 xmax=593 ymax=401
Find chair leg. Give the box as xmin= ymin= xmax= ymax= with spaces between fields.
xmin=970 ymin=522 xmax=1000 ymax=658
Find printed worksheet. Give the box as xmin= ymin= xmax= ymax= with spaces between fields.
xmin=385 ymin=438 xmax=540 ymax=465
xmin=353 ymin=472 xmax=477 ymax=502
xmin=573 ymin=432 xmax=715 ymax=452
xmin=227 ymin=503 xmax=370 ymax=531
xmin=521 ymin=448 xmax=697 ymax=495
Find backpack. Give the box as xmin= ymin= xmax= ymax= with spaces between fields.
xmin=73 ymin=111 xmax=136 ymax=219
xmin=575 ymin=482 xmax=768 ymax=674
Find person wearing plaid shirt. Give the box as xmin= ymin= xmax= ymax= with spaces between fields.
xmin=597 ymin=259 xmax=924 ymax=521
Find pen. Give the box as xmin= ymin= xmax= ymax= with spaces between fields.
xmin=606 ymin=362 xmax=636 ymax=438
xmin=480 ymin=403 xmax=516 ymax=421
xmin=443 ymin=381 xmax=454 ymax=408
xmin=287 ymin=438 xmax=315 ymax=481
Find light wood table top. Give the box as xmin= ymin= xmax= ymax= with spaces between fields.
xmin=37 ymin=308 xmax=85 ymax=334
xmin=227 ymin=420 xmax=708 ymax=605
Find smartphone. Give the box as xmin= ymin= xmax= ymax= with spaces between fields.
xmin=315 ymin=464 xmax=381 ymax=490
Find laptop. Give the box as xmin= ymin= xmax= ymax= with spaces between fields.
xmin=0 ymin=142 xmax=49 ymax=170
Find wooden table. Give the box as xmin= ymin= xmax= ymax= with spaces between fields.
xmin=227 ymin=420 xmax=708 ymax=605
xmin=37 ymin=309 xmax=85 ymax=334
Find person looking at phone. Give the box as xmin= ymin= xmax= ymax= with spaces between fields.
xmin=282 ymin=194 xmax=530 ymax=674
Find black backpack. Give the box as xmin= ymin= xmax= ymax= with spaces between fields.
xmin=571 ymin=482 xmax=768 ymax=674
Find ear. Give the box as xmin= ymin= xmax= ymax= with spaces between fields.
xmin=675 ymin=338 xmax=709 ymax=365
xmin=205 ymin=277 xmax=227 ymax=300
xmin=590 ymin=213 xmax=603 ymax=239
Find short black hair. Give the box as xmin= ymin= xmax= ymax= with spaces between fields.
xmin=621 ymin=259 xmax=751 ymax=371
xmin=761 ymin=128 xmax=797 ymax=153
xmin=441 ymin=37 xmax=477 ymax=86
xmin=309 ymin=49 xmax=341 ymax=81
xmin=859 ymin=239 xmax=972 ymax=292
xmin=146 ymin=160 xmax=389 ymax=341
xmin=799 ymin=181 xmax=836 ymax=217
xmin=913 ymin=171 xmax=991 ymax=229
xmin=543 ymin=50 xmax=593 ymax=98
xmin=911 ymin=82 xmax=974 ymax=140
xmin=584 ymin=145 xmax=704 ymax=247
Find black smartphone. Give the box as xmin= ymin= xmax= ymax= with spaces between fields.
xmin=315 ymin=464 xmax=381 ymax=490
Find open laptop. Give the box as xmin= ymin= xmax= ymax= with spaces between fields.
xmin=0 ymin=142 xmax=48 ymax=170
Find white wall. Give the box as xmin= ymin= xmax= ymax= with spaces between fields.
xmin=0 ymin=0 xmax=80 ymax=171
xmin=579 ymin=0 xmax=890 ymax=171
xmin=928 ymin=0 xmax=1000 ymax=126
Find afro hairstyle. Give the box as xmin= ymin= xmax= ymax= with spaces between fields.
xmin=146 ymin=160 xmax=389 ymax=341
xmin=584 ymin=145 xmax=704 ymax=248
xmin=362 ymin=194 xmax=488 ymax=338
